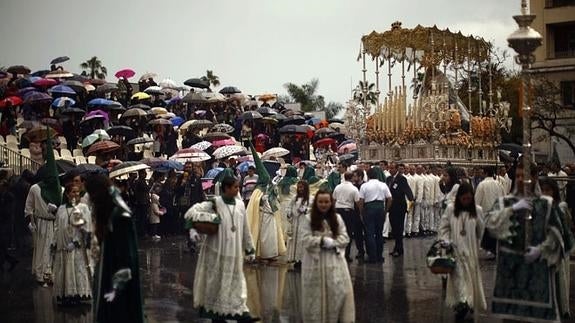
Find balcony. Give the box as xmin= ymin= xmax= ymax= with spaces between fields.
xmin=545 ymin=0 xmax=575 ymax=8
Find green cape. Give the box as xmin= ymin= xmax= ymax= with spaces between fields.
xmin=39 ymin=127 xmax=62 ymax=206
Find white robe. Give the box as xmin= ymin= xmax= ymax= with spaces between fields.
xmin=439 ymin=204 xmax=487 ymax=311
xmin=286 ymin=197 xmax=310 ymax=263
xmin=301 ymin=213 xmax=355 ymax=323
xmin=25 ymin=184 xmax=56 ymax=283
xmin=246 ymin=189 xmax=286 ymax=259
xmin=52 ymin=203 xmax=93 ymax=300
xmin=193 ymin=196 xmax=255 ymax=317
xmin=474 ymin=177 xmax=505 ymax=213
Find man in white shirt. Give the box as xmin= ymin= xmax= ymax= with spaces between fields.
xmin=420 ymin=167 xmax=435 ymax=235
xmin=333 ymin=172 xmax=363 ymax=262
xmin=359 ymin=168 xmax=392 ymax=263
xmin=411 ymin=165 xmax=425 ymax=237
xmin=497 ymin=165 xmax=512 ymax=194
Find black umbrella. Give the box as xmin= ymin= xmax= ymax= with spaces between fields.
xmin=61 ymin=107 xmax=86 ymax=116
xmin=31 ymin=70 xmax=51 ymax=77
xmin=241 ymin=111 xmax=263 ymax=120
xmin=7 ymin=65 xmax=31 ymax=75
xmin=271 ymin=101 xmax=285 ymax=111
xmin=219 ymin=86 xmax=242 ymax=94
xmin=127 ymin=137 xmax=154 ymax=145
xmin=498 ymin=143 xmax=522 ymax=153
xmin=96 ymin=83 xmax=119 ymax=93
xmin=339 ymin=153 xmax=357 ymax=163
xmin=271 ymin=113 xmax=287 ymax=121
xmin=107 ymin=125 xmax=136 ymax=138
xmin=256 ymin=107 xmax=276 ymax=116
xmin=50 ymin=56 xmax=70 ymax=65
xmin=55 ymin=159 xmax=77 ymax=174
xmin=328 ymin=118 xmax=344 ymax=124
xmin=279 ymin=125 xmax=308 ymax=134
xmin=283 ymin=115 xmax=306 ymax=125
xmin=62 ymin=80 xmax=86 ymax=94
xmin=128 ymin=104 xmax=151 ymax=110
xmin=184 ymin=78 xmax=210 ymax=89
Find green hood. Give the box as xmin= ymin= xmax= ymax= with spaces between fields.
xmin=216 ymin=168 xmax=236 ymax=184
xmin=248 ymin=141 xmax=270 ymax=188
xmin=39 ymin=127 xmax=62 ymax=206
xmin=373 ymin=166 xmax=386 ymax=182
xmin=302 ymin=166 xmax=320 ymax=185
xmin=277 ymin=165 xmax=299 ymax=195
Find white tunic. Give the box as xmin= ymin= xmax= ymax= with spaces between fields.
xmin=439 ymin=204 xmax=487 ymax=311
xmin=286 ymin=197 xmax=311 ymax=263
xmin=474 ymin=177 xmax=505 ymax=213
xmin=25 ymin=184 xmax=56 ymax=282
xmin=301 ymin=213 xmax=355 ymax=323
xmin=52 ymin=203 xmax=92 ymax=300
xmin=193 ymin=196 xmax=255 ymax=316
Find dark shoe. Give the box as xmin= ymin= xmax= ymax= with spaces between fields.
xmin=345 ymin=257 xmax=353 ymax=263
xmin=378 ymin=257 xmax=385 ymax=263
xmin=454 ymin=303 xmax=470 ymax=322
xmin=391 ymin=251 xmax=403 ymax=257
xmin=355 ymin=254 xmax=365 ymax=260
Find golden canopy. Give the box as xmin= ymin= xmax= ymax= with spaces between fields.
xmin=361 ymin=22 xmax=492 ymax=66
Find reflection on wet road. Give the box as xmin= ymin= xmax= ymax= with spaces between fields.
xmin=2 ymin=237 xmax=574 ymax=322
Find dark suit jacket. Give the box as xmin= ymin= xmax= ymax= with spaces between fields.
xmin=386 ymin=174 xmax=414 ymax=212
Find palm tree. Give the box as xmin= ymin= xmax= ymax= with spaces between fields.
xmin=284 ymin=78 xmax=323 ymax=112
xmin=80 ymin=56 xmax=107 ymax=79
xmin=201 ymin=70 xmax=220 ymax=87
xmin=324 ymin=102 xmax=344 ymax=120
xmin=353 ymin=81 xmax=377 ymax=105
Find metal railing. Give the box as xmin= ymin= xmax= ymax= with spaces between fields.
xmin=0 ymin=144 xmax=42 ymax=175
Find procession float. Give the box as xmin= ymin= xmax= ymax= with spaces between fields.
xmin=349 ymin=22 xmax=512 ymax=166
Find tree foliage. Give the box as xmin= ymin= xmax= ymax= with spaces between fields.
xmin=353 ymin=81 xmax=377 ymax=105
xmin=283 ymin=78 xmax=343 ymax=119
xmin=80 ymin=56 xmax=107 ymax=79
xmin=201 ymin=70 xmax=220 ymax=87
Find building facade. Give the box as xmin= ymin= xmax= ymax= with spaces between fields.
xmin=530 ymin=0 xmax=575 ymax=162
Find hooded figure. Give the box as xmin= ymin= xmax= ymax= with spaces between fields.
xmin=275 ymin=165 xmax=300 ymax=235
xmin=302 ymin=166 xmax=326 ymax=198
xmin=246 ymin=141 xmax=286 ymax=260
xmin=25 ymin=128 xmax=63 ymax=284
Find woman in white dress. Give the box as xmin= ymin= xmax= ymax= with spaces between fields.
xmin=438 ymin=182 xmax=486 ymax=321
xmin=286 ymin=180 xmax=311 ymax=266
xmin=187 ymin=176 xmax=259 ymax=323
xmin=301 ymin=189 xmax=355 ymax=323
xmin=440 ymin=167 xmax=461 ymax=213
xmin=52 ymin=184 xmax=92 ymax=306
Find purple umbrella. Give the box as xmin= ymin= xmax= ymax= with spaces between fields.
xmin=18 ymin=87 xmax=37 ymax=96
xmin=86 ymin=109 xmax=109 ymax=122
xmin=25 ymin=92 xmax=52 ymax=104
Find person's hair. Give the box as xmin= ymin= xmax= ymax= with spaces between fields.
xmin=296 ymin=180 xmax=310 ymax=201
xmin=344 ymin=172 xmax=354 ymax=181
xmin=380 ymin=160 xmax=388 ymax=166
xmin=367 ymin=168 xmax=378 ymax=180
xmin=445 ymin=167 xmax=459 ymax=188
xmin=353 ymin=169 xmax=364 ymax=180
xmin=248 ymin=166 xmax=256 ymax=171
xmin=454 ymin=182 xmax=477 ymax=218
xmin=539 ymin=177 xmax=561 ymax=205
xmin=221 ymin=176 xmax=238 ymax=194
xmin=484 ymin=166 xmax=496 ymax=178
xmin=64 ymin=183 xmax=79 ymax=196
xmin=85 ymin=174 xmax=115 ymax=243
xmin=310 ymin=189 xmax=339 ymax=237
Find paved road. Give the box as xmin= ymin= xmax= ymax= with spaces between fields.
xmin=1 ymin=236 xmax=574 ymax=323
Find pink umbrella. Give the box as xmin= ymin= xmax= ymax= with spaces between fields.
xmin=33 ymin=78 xmax=58 ymax=87
xmin=338 ymin=143 xmax=357 ymax=154
xmin=202 ymin=180 xmax=214 ymax=191
xmin=212 ymin=139 xmax=236 ymax=147
xmin=86 ymin=109 xmax=110 ymax=122
xmin=115 ymin=69 xmax=136 ymax=79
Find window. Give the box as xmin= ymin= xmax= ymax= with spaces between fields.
xmin=552 ymin=23 xmax=575 ymax=58
xmin=561 ymin=81 xmax=575 ymax=108
xmin=546 ymin=0 xmax=575 ymax=7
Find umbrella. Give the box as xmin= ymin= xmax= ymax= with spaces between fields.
xmin=314 ymin=138 xmax=337 ymax=147
xmin=284 ymin=115 xmax=306 ymax=125
xmin=62 ymin=80 xmax=87 ymax=93
xmin=184 ymin=78 xmax=210 ymax=89
xmin=262 ymin=147 xmax=290 ymax=159
xmin=50 ymin=56 xmax=70 ymax=65
xmin=263 ymin=160 xmax=281 ymax=177
xmin=180 ymin=119 xmax=213 ymax=131
xmin=144 ymin=86 xmax=163 ymax=95
xmin=211 ymin=123 xmax=235 ymax=134
xmin=206 ymin=167 xmax=224 ymax=179
xmin=61 ymin=107 xmax=85 ymax=116
xmin=255 ymin=134 xmax=269 ymax=141
xmin=86 ymin=110 xmax=109 ymax=122
xmin=19 ymin=87 xmax=36 ymax=96
xmin=256 ymin=106 xmax=276 ymax=116
xmin=150 ymin=107 xmax=168 ymax=115
xmin=338 ymin=143 xmax=357 ymax=154
xmin=212 ymin=139 xmax=236 ymax=148
xmin=328 ymin=133 xmax=346 ymax=142
xmin=279 ymin=125 xmax=308 ymax=134
xmin=86 ymin=140 xmax=120 ymax=156
xmin=307 ymin=117 xmax=321 ymax=126
xmin=170 ymin=116 xmax=185 ymax=127
xmin=0 ymin=96 xmax=23 ymax=108
xmin=329 ymin=118 xmax=344 ymax=124
xmin=41 ymin=118 xmax=59 ymax=127
xmin=219 ymin=86 xmax=241 ymax=94
xmin=139 ymin=73 xmax=157 ymax=81
xmin=82 ymin=131 xmax=111 ymax=148
xmin=25 ymin=92 xmax=52 ymax=104
xmin=30 ymin=70 xmax=50 ymax=77
xmin=74 ymin=164 xmax=107 ymax=176
xmin=213 ymin=145 xmax=246 ymax=160
xmin=237 ymin=161 xmax=255 ymax=173
xmin=148 ymin=118 xmax=172 ymax=126
xmin=241 ymin=111 xmax=263 ymax=120
xmin=339 ymin=153 xmax=357 ymax=163
xmin=109 ymin=161 xmax=149 ymax=179
xmin=260 ymin=117 xmax=278 ymax=124
xmin=202 ymin=92 xmax=227 ymax=103
xmin=159 ymin=78 xmax=178 ymax=89
xmin=170 ymin=148 xmax=211 ymax=163
xmin=52 ymin=97 xmax=76 ymax=108
xmin=271 ymin=113 xmax=287 ymax=121
xmin=203 ymin=132 xmax=231 ymax=141
xmin=329 ymin=122 xmax=345 ymax=130
xmin=129 ymin=103 xmax=151 ymax=111
xmin=88 ymin=98 xmax=121 ymax=107
xmin=7 ymin=65 xmax=31 ymax=75
xmin=107 ymin=125 xmax=136 ymax=138
xmin=48 ymin=84 xmax=76 ymax=96
xmin=315 ymin=127 xmax=335 ymax=135
xmin=96 ymin=83 xmax=118 ymax=93
xmin=131 ymin=92 xmax=151 ymax=101
xmin=33 ymin=78 xmax=58 ymax=88
xmin=55 ymin=160 xmax=77 ymax=174
xmin=153 ymin=160 xmax=184 ymax=173
xmin=498 ymin=143 xmax=522 ymax=154
xmin=18 ymin=120 xmax=40 ymax=129
xmin=45 ymin=69 xmax=73 ymax=79
xmin=190 ymin=141 xmax=212 ymax=151
xmin=337 ymin=139 xmax=355 ymax=147
xmin=258 ymin=93 xmax=276 ymax=102
xmin=121 ymin=108 xmax=148 ymax=118
xmin=115 ymin=69 xmax=136 ymax=79
xmin=182 ymin=92 xmax=208 ymax=104
xmin=127 ymin=137 xmax=153 ymax=145
xmin=25 ymin=127 xmax=58 ymax=142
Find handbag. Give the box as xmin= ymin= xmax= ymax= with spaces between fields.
xmin=184 ymin=199 xmax=221 ymax=235
xmin=426 ymin=240 xmax=456 ymax=275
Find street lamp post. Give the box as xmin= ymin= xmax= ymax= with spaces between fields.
xmin=507 ymin=0 xmax=542 ymax=247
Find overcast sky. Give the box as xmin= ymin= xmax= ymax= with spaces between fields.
xmin=0 ymin=0 xmax=520 ymax=104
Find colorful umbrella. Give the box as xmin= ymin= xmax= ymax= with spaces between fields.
xmin=150 ymin=107 xmax=168 ymax=115
xmin=52 ymin=97 xmax=76 ymax=108
xmin=212 ymin=139 xmax=236 ymax=148
xmin=109 ymin=161 xmax=149 ymax=179
xmin=152 ymin=160 xmax=184 ymax=173
xmin=48 ymin=84 xmax=76 ymax=96
xmin=82 ymin=130 xmax=111 ymax=148
xmin=213 ymin=145 xmax=246 ymax=160
xmin=338 ymin=143 xmax=357 ymax=154
xmin=33 ymin=78 xmax=58 ymax=88
xmin=237 ymin=161 xmax=255 ymax=173
xmin=115 ymin=69 xmax=136 ymax=79
xmin=170 ymin=116 xmax=185 ymax=127
xmin=190 ymin=141 xmax=212 ymax=151
xmin=86 ymin=140 xmax=120 ymax=156
xmin=258 ymin=93 xmax=277 ymax=102
xmin=315 ymin=127 xmax=335 ymax=135
xmin=131 ymin=92 xmax=151 ymax=101
xmin=314 ymin=138 xmax=337 ymax=147
xmin=169 ymin=148 xmax=211 ymax=163
xmin=205 ymin=167 xmax=224 ymax=179
xmin=88 ymin=98 xmax=121 ymax=107
xmin=0 ymin=96 xmax=23 ymax=108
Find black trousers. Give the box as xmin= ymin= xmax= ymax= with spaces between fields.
xmin=0 ymin=229 xmax=16 ymax=268
xmin=133 ymin=204 xmax=149 ymax=238
xmin=389 ymin=206 xmax=407 ymax=253
xmin=336 ymin=208 xmax=365 ymax=258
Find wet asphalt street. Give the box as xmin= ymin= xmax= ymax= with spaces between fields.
xmin=1 ymin=236 xmax=574 ymax=323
